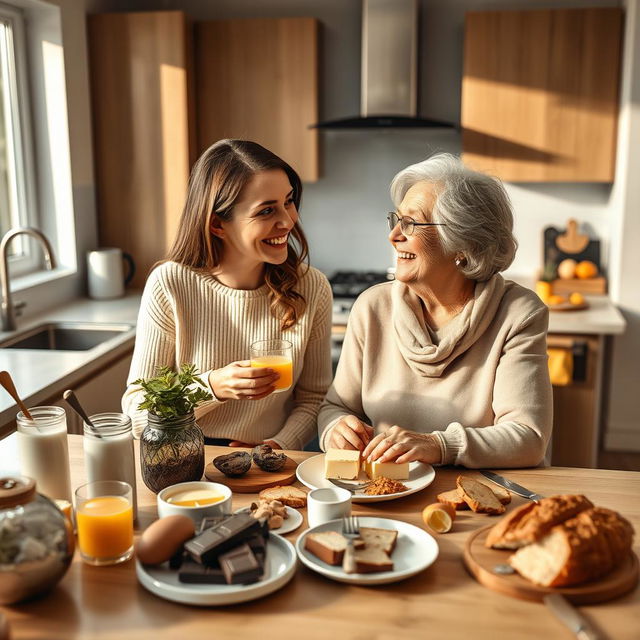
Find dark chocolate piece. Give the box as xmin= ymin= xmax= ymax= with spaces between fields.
xmin=213 ymin=451 xmax=252 ymax=477
xmin=169 ymin=549 xmax=186 ymax=570
xmin=178 ymin=557 xmax=226 ymax=584
xmin=246 ymin=533 xmax=267 ymax=569
xmin=185 ymin=513 xmax=261 ymax=564
xmin=199 ymin=515 xmax=229 ymax=533
xmin=252 ymin=444 xmax=287 ymax=472
xmin=219 ymin=543 xmax=262 ymax=585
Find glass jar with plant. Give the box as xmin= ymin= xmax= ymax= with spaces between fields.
xmin=135 ymin=364 xmax=211 ymax=493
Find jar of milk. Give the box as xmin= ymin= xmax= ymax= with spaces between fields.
xmin=83 ymin=413 xmax=137 ymax=519
xmin=16 ymin=406 xmax=72 ymax=503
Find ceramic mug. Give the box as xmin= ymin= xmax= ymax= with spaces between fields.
xmin=307 ymin=487 xmax=351 ymax=528
xmin=157 ymin=481 xmax=232 ymax=526
xmin=87 ymin=248 xmax=135 ymax=299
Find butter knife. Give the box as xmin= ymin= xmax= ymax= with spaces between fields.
xmin=543 ymin=594 xmax=604 ymax=640
xmin=480 ymin=470 xmax=545 ymax=503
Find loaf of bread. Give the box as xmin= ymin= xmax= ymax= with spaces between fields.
xmin=456 ymin=476 xmax=505 ymax=515
xmin=486 ymin=494 xmax=593 ymax=549
xmin=258 ymin=485 xmax=307 ymax=508
xmin=509 ymin=507 xmax=634 ymax=587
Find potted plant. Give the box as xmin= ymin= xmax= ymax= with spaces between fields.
xmin=134 ymin=364 xmax=212 ymax=493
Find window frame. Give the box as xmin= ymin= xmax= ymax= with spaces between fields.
xmin=0 ymin=1 xmax=39 ymax=275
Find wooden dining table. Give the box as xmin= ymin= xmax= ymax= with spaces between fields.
xmin=1 ymin=434 xmax=639 ymax=640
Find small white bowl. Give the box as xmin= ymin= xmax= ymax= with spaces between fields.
xmin=157 ymin=481 xmax=232 ymax=525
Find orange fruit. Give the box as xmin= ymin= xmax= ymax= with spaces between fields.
xmin=569 ymin=292 xmax=585 ymax=306
xmin=422 ymin=503 xmax=455 ymax=533
xmin=535 ymin=280 xmax=552 ymax=304
xmin=547 ymin=294 xmax=566 ymax=306
xmin=575 ymin=260 xmax=598 ymax=279
xmin=557 ymin=259 xmax=577 ymax=279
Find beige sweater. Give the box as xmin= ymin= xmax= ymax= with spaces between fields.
xmin=123 ymin=262 xmax=333 ymax=449
xmin=318 ymin=275 xmax=553 ymax=468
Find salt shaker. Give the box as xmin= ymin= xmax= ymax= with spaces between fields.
xmin=83 ymin=412 xmax=138 ymax=519
xmin=16 ymin=406 xmax=72 ymax=502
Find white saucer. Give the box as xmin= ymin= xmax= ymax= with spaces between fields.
xmin=136 ymin=533 xmax=297 ymax=606
xmin=234 ymin=505 xmax=303 ymax=535
xmin=296 ymin=516 xmax=438 ymax=585
xmin=295 ymin=454 xmax=435 ymax=502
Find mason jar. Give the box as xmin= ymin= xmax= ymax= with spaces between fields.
xmin=16 ymin=406 xmax=72 ymax=502
xmin=139 ymin=412 xmax=204 ymax=493
xmin=83 ymin=413 xmax=138 ymax=519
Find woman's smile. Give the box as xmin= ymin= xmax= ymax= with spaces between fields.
xmin=263 ymin=233 xmax=289 ymax=246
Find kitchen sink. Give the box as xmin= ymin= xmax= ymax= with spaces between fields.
xmin=0 ymin=322 xmax=134 ymax=351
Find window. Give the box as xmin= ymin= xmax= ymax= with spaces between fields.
xmin=0 ymin=2 xmax=38 ymax=274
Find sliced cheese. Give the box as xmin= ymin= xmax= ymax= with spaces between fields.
xmin=363 ymin=459 xmax=410 ymax=480
xmin=324 ymin=449 xmax=361 ymax=479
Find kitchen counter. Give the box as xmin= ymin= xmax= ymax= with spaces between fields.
xmin=0 ymin=435 xmax=638 ymax=639
xmin=0 ymin=292 xmax=142 ymax=430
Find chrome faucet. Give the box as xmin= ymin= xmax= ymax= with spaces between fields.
xmin=0 ymin=227 xmax=56 ymax=331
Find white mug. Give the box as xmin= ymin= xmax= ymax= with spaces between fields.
xmin=87 ymin=248 xmax=135 ymax=299
xmin=307 ymin=487 xmax=351 ymax=528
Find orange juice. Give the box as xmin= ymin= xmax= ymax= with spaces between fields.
xmin=76 ymin=495 xmax=133 ymax=561
xmin=167 ymin=489 xmax=226 ymax=507
xmin=251 ymin=355 xmax=293 ymax=392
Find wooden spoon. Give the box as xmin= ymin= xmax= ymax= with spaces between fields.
xmin=0 ymin=370 xmax=33 ymax=420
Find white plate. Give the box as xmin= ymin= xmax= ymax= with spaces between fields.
xmin=234 ymin=505 xmax=303 ymax=535
xmin=296 ymin=516 xmax=438 ymax=585
xmin=295 ymin=454 xmax=435 ymax=502
xmin=136 ymin=533 xmax=297 ymax=606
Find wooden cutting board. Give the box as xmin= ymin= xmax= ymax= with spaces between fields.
xmin=204 ymin=454 xmax=298 ymax=493
xmin=463 ymin=525 xmax=639 ymax=604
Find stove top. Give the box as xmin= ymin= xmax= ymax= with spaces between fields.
xmin=329 ymin=271 xmax=391 ymax=298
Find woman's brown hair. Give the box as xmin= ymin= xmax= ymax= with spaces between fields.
xmin=166 ymin=139 xmax=309 ymax=330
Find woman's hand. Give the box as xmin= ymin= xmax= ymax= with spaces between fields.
xmin=208 ymin=361 xmax=279 ymax=401
xmin=362 ymin=426 xmax=441 ymax=464
xmin=328 ymin=415 xmax=374 ymax=452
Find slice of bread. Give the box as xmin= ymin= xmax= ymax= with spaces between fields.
xmin=359 ymin=527 xmax=398 ymax=555
xmin=304 ymin=531 xmax=365 ymax=565
xmin=259 ymin=485 xmax=307 ymax=508
xmin=456 ymin=476 xmax=505 ymax=515
xmin=481 ymin=482 xmax=511 ymax=505
xmin=353 ymin=546 xmax=394 ymax=573
xmin=437 ymin=489 xmax=470 ymax=511
xmin=486 ymin=494 xmax=594 ymax=549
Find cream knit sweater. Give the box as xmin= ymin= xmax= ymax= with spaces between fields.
xmin=318 ymin=275 xmax=553 ymax=468
xmin=123 ymin=262 xmax=333 ymax=449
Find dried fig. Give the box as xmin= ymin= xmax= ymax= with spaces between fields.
xmin=252 ymin=444 xmax=287 ymax=472
xmin=212 ymin=451 xmax=252 ymax=477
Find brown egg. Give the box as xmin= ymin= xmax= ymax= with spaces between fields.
xmin=135 ymin=515 xmax=195 ymax=565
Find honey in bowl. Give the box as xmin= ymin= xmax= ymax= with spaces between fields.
xmin=166 ymin=488 xmax=226 ymax=507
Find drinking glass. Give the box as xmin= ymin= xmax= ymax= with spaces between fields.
xmin=250 ymin=339 xmax=293 ymax=393
xmin=75 ymin=480 xmax=134 ymax=566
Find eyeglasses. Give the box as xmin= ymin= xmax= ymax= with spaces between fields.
xmin=387 ymin=212 xmax=446 ymax=236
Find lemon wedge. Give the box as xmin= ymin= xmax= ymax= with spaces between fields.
xmin=422 ymin=503 xmax=454 ymax=533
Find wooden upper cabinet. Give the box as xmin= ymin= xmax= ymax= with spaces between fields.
xmin=461 ymin=8 xmax=623 ymax=182
xmin=87 ymin=11 xmax=194 ymax=287
xmin=195 ymin=18 xmax=319 ymax=182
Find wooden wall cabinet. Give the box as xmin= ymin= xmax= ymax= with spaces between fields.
xmin=462 ymin=8 xmax=623 ymax=182
xmin=195 ymin=18 xmax=319 ymax=182
xmin=88 ymin=11 xmax=194 ymax=288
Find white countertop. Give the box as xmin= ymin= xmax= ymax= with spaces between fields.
xmin=546 ymin=293 xmax=626 ymax=335
xmin=0 ymin=292 xmax=143 ymax=428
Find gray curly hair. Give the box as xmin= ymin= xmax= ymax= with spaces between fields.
xmin=390 ymin=153 xmax=517 ymax=281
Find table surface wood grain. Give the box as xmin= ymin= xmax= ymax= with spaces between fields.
xmin=1 ymin=435 xmax=639 ymax=640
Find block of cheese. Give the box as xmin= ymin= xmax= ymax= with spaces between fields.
xmin=324 ymin=449 xmax=361 ymax=479
xmin=363 ymin=459 xmax=410 ymax=481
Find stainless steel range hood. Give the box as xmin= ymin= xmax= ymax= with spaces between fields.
xmin=313 ymin=0 xmax=454 ymax=129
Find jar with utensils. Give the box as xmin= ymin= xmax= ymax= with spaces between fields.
xmin=83 ymin=412 xmax=138 ymax=520
xmin=16 ymin=406 xmax=72 ymax=502
xmin=0 ymin=476 xmax=74 ymax=604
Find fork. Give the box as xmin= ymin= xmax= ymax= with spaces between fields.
xmin=342 ymin=516 xmax=360 ymax=574
xmin=329 ymin=478 xmax=374 ymax=492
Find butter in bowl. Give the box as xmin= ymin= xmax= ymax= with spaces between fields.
xmin=157 ymin=481 xmax=232 ymax=525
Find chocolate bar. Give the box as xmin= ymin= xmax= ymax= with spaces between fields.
xmin=185 ymin=513 xmax=261 ymax=564
xmin=199 ymin=515 xmax=228 ymax=533
xmin=178 ymin=557 xmax=226 ymax=584
xmin=219 ymin=543 xmax=262 ymax=585
xmin=245 ymin=532 xmax=267 ymax=569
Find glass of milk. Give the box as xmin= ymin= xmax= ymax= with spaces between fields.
xmin=83 ymin=413 xmax=137 ymax=520
xmin=16 ymin=406 xmax=72 ymax=502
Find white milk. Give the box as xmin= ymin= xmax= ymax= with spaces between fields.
xmin=16 ymin=406 xmax=72 ymax=502
xmin=83 ymin=413 xmax=138 ymax=519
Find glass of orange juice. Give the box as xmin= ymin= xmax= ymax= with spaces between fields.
xmin=250 ymin=339 xmax=293 ymax=393
xmin=75 ymin=480 xmax=134 ymax=566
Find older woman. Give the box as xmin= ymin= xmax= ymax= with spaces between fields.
xmin=317 ymin=153 xmax=552 ymax=468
